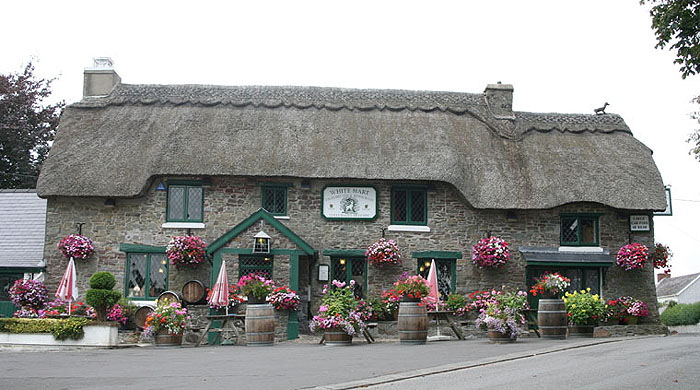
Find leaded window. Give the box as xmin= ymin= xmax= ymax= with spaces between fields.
xmin=417 ymin=259 xmax=455 ymax=299
xmin=330 ymin=257 xmax=366 ymax=298
xmin=560 ymin=215 xmax=599 ymax=246
xmin=262 ymin=186 xmax=287 ymax=216
xmin=391 ymin=187 xmax=427 ymax=225
xmin=126 ymin=253 xmax=168 ymax=299
xmin=167 ymin=184 xmax=203 ymax=222
xmin=239 ymin=255 xmax=274 ymax=279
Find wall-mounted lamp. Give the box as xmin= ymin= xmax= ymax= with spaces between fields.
xmin=253 ymin=221 xmax=270 ymax=253
xmin=339 ymin=258 xmax=346 ymax=265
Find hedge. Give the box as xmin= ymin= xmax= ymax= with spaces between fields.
xmin=660 ymin=302 xmax=700 ymax=326
xmin=0 ymin=317 xmax=90 ymax=340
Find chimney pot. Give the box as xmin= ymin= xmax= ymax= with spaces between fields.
xmin=484 ymin=83 xmax=514 ymax=118
xmin=83 ymin=57 xmax=120 ymax=97
xmin=657 ymin=273 xmax=671 ymax=283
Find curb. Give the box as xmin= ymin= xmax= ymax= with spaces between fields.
xmin=308 ymin=336 xmax=663 ymax=389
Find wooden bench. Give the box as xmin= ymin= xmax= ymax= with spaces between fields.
xmin=196 ymin=314 xmax=245 ymax=346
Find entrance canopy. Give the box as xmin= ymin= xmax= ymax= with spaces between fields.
xmin=519 ymin=246 xmax=614 ymax=268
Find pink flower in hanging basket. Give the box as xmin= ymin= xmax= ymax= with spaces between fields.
xmin=472 ymin=236 xmax=510 ymax=269
xmin=365 ymin=238 xmax=401 ymax=267
xmin=616 ymin=243 xmax=649 ymax=271
xmin=166 ymin=236 xmax=207 ymax=269
xmin=57 ymin=234 xmax=94 ymax=260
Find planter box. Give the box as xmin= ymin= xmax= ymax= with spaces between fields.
xmin=0 ymin=324 xmax=119 ymax=347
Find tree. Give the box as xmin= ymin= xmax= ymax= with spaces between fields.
xmin=0 ymin=61 xmax=63 ymax=188
xmin=641 ymin=1 xmax=700 ymax=160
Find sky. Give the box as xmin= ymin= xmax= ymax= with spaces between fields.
xmin=3 ymin=0 xmax=699 ymax=278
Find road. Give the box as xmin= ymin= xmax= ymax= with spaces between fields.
xmin=0 ymin=335 xmax=697 ymax=389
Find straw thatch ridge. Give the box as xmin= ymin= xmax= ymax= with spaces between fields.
xmin=36 ymin=84 xmax=665 ymax=211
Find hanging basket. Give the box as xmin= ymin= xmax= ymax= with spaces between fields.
xmin=616 ymin=243 xmax=648 ymax=271
xmin=366 ymin=238 xmax=401 ymax=267
xmin=472 ymin=236 xmax=510 ymax=269
xmin=166 ymin=236 xmax=207 ymax=269
xmin=57 ymin=234 xmax=94 ymax=260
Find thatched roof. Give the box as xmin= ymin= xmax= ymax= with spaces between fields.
xmin=36 ymin=83 xmax=666 ymax=210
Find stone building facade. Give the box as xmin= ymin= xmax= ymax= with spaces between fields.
xmin=37 ymin=61 xmax=667 ymax=339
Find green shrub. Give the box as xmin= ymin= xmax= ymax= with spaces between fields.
xmin=85 ymin=290 xmax=121 ymax=311
xmin=0 ymin=317 xmax=89 ymax=340
xmin=668 ymin=300 xmax=678 ymax=308
xmin=89 ymin=272 xmax=116 ymax=290
xmin=660 ymin=302 xmax=700 ymax=326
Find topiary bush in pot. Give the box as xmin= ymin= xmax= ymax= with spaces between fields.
xmin=85 ymin=272 xmax=122 ymax=322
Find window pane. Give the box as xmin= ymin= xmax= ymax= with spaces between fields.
xmin=332 ymin=258 xmax=347 ymax=282
xmin=437 ymin=260 xmax=452 ymax=298
xmin=392 ymin=190 xmax=407 ymax=222
xmin=580 ymin=219 xmax=596 ymax=244
xmin=240 ymin=256 xmax=273 ymax=279
xmin=127 ymin=254 xmax=147 ymax=298
xmin=168 ymin=187 xmax=185 ymax=221
xmin=149 ymin=254 xmax=168 ymax=298
xmin=0 ymin=274 xmax=23 ymax=301
xmin=187 ymin=187 xmax=203 ymax=221
xmin=409 ymin=191 xmax=426 ymax=224
xmin=584 ymin=269 xmax=601 ymax=295
xmin=561 ymin=218 xmax=579 ymax=243
xmin=350 ymin=259 xmax=366 ymax=298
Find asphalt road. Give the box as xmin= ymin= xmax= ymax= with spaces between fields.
xmin=0 ymin=335 xmax=697 ymax=389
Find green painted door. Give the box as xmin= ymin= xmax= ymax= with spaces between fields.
xmin=0 ymin=273 xmax=23 ymax=317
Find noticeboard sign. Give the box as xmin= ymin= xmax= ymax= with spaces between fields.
xmin=630 ymin=215 xmax=651 ymax=232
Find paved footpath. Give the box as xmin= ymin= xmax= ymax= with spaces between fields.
xmin=0 ymin=335 xmax=693 ymax=389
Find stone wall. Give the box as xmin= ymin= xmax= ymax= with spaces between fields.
xmin=42 ymin=176 xmax=661 ymax=327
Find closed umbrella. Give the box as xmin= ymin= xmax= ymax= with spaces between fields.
xmin=209 ymin=260 xmax=230 ymax=315
xmin=55 ymin=257 xmax=78 ymax=316
xmin=424 ymin=259 xmax=439 ymax=306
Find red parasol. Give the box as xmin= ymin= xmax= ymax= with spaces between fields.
xmin=209 ymin=260 xmax=230 ymax=315
xmin=55 ymin=257 xmax=78 ymax=315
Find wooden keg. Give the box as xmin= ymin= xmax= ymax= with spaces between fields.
xmin=324 ymin=328 xmax=352 ymax=346
xmin=245 ymin=303 xmax=275 ymax=346
xmin=537 ymin=298 xmax=568 ymax=339
xmin=397 ymin=300 xmax=428 ymax=344
xmin=182 ymin=280 xmax=206 ymax=304
xmin=133 ymin=305 xmax=154 ymax=330
xmin=157 ymin=291 xmax=183 ymax=306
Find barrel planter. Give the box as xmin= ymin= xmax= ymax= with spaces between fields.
xmin=182 ymin=280 xmax=206 ymax=305
xmin=537 ymin=298 xmax=568 ymax=339
xmin=324 ymin=327 xmax=352 ymax=346
xmin=245 ymin=303 xmax=275 ymax=346
xmin=568 ymin=324 xmax=595 ymax=337
xmin=133 ymin=305 xmax=154 ymax=330
xmin=487 ymin=329 xmax=517 ymax=343
xmin=397 ymin=299 xmax=428 ymax=344
xmin=158 ymin=291 xmax=183 ymax=306
xmin=154 ymin=329 xmax=183 ymax=348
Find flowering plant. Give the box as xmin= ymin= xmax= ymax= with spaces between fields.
xmin=380 ymin=288 xmax=400 ymax=316
xmin=608 ymin=296 xmax=649 ymax=322
xmin=563 ymin=289 xmax=607 ymax=326
xmin=529 ymin=272 xmax=571 ymax=297
xmin=445 ymin=294 xmax=469 ymax=317
xmin=206 ymin=285 xmax=245 ymax=310
xmin=9 ymin=279 xmax=48 ymax=313
xmin=107 ymin=304 xmax=129 ymax=325
xmin=394 ymin=274 xmax=430 ymax=299
xmin=309 ymin=280 xmax=367 ymax=336
xmin=166 ymin=236 xmax=207 ymax=269
xmin=651 ymin=243 xmax=672 ymax=274
xmin=57 ymin=234 xmax=94 ymax=260
xmin=475 ymin=290 xmax=529 ymax=338
xmin=466 ymin=290 xmax=501 ymax=313
xmin=143 ymin=301 xmax=191 ymax=337
xmin=366 ymin=238 xmax=401 ymax=267
xmin=472 ymin=236 xmax=510 ymax=269
xmin=238 ymin=273 xmax=275 ymax=301
xmin=269 ymin=286 xmax=301 ymax=311
xmin=616 ymin=243 xmax=649 ymax=271
xmin=44 ymin=299 xmax=96 ymax=318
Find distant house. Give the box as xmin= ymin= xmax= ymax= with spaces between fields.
xmin=0 ymin=190 xmax=47 ymax=317
xmin=35 ymin=59 xmax=667 ymax=338
xmin=657 ymin=273 xmax=700 ymax=305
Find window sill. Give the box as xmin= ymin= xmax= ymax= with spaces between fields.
xmin=387 ymin=225 xmax=431 ymax=233
xmin=273 ymin=216 xmax=290 ymax=220
xmin=161 ymin=222 xmax=206 ymax=229
xmin=558 ymin=246 xmax=603 ymax=253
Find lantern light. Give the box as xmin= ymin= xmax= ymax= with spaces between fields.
xmin=339 ymin=258 xmax=346 ymax=265
xmin=253 ymin=225 xmax=271 ymax=254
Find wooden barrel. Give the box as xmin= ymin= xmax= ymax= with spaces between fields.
xmin=397 ymin=300 xmax=428 ymax=344
xmin=324 ymin=328 xmax=352 ymax=346
xmin=488 ymin=329 xmax=517 ymax=343
xmin=134 ymin=305 xmax=154 ymax=329
xmin=245 ymin=303 xmax=275 ymax=346
xmin=154 ymin=329 xmax=183 ymax=348
xmin=182 ymin=280 xmax=206 ymax=304
xmin=157 ymin=291 xmax=182 ymax=306
xmin=537 ymin=298 xmax=568 ymax=339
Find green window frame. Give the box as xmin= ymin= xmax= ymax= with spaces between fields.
xmin=330 ymin=256 xmax=367 ymax=298
xmin=124 ymin=252 xmax=169 ymax=300
xmin=239 ymin=255 xmax=274 ymax=279
xmin=560 ymin=214 xmax=600 ymax=246
xmin=416 ymin=258 xmax=456 ymax=299
xmin=261 ymin=185 xmax=288 ymax=216
xmin=166 ymin=182 xmax=204 ymax=222
xmin=391 ymin=187 xmax=427 ymax=225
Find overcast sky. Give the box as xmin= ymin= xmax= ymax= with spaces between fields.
xmin=3 ymin=0 xmax=699 ymax=278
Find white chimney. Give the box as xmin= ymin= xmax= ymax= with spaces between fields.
xmin=484 ymin=82 xmax=514 ymax=118
xmin=83 ymin=57 xmax=120 ymax=97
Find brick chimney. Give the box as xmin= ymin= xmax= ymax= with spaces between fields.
xmin=484 ymin=82 xmax=514 ymax=118
xmin=83 ymin=57 xmax=120 ymax=97
xmin=657 ymin=273 xmax=671 ymax=283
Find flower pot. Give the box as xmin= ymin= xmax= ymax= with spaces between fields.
xmin=487 ymin=329 xmax=517 ymax=343
xmin=400 ymin=296 xmax=421 ymax=303
xmin=537 ymin=298 xmax=567 ymax=339
xmin=245 ymin=303 xmax=275 ymax=346
xmin=247 ymin=295 xmax=267 ymax=305
xmin=154 ymin=329 xmax=183 ymax=348
xmin=398 ymin=300 xmax=427 ymax=344
xmin=540 ymin=291 xmax=560 ymax=299
xmin=324 ymin=327 xmax=352 ymax=346
xmin=620 ymin=315 xmax=639 ymax=325
xmin=568 ymin=324 xmax=595 ymax=337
